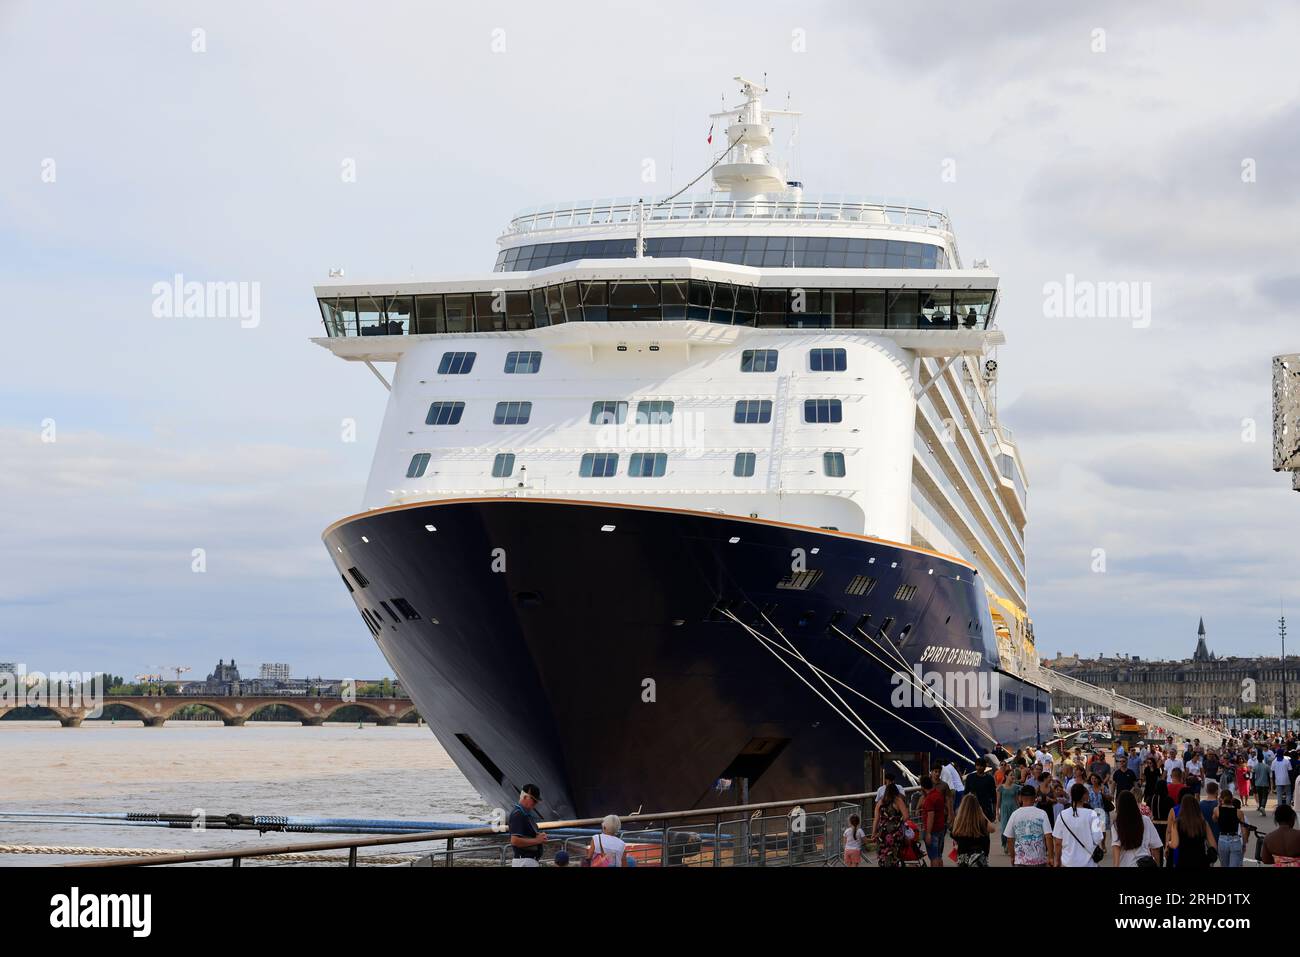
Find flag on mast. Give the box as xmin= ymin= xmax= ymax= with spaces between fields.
xmin=707 ymin=121 xmax=713 ymax=145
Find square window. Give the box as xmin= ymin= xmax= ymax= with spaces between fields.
xmin=437 ymin=351 xmax=476 ymax=375
xmin=628 ymin=452 xmax=667 ymax=477
xmin=493 ymin=401 xmax=532 ymax=425
xmin=810 ymin=348 xmax=847 ymax=372
xmin=733 ymin=452 xmax=756 ymax=477
xmin=734 ymin=400 xmax=773 ymax=424
xmin=590 ymin=401 xmax=628 ymax=425
xmin=504 ymin=350 xmax=543 ymax=374
xmin=804 ymin=399 xmax=843 ymax=423
xmin=740 ymin=349 xmax=778 ymax=372
xmin=425 ymin=402 xmax=465 ymax=425
xmin=492 ymin=452 xmax=516 ymax=477
xmin=635 ymin=400 xmax=674 ymax=424
xmin=579 ymin=452 xmax=619 ymax=477
xmin=406 ymin=453 xmax=430 ymax=478
xmin=823 ymin=452 xmax=846 ymax=477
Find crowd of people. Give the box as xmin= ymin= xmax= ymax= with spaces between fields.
xmin=849 ymin=730 xmax=1300 ymax=868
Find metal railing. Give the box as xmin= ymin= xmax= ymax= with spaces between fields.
xmin=65 ymin=791 xmax=893 ymax=868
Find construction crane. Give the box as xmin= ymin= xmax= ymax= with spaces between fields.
xmin=134 ymin=673 xmax=162 ymax=696
xmin=162 ymin=665 xmax=191 ymax=684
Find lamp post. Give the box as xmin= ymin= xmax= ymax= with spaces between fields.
xmin=1281 ymin=609 xmax=1289 ymax=725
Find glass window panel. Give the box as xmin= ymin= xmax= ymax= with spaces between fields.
xmin=804 ymin=398 xmax=843 ymax=423
xmin=810 ymin=347 xmax=847 ymax=372
xmin=740 ymin=349 xmax=778 ymax=373
xmin=406 ymin=453 xmax=430 ymax=478
xmin=887 ymin=289 xmax=920 ymax=329
xmin=491 ymin=453 xmax=515 ymax=478
xmin=357 ymin=295 xmax=384 ymax=336
xmin=415 ymin=295 xmax=444 ymax=335
xmin=660 ymin=280 xmax=687 ymax=320
xmin=579 ymin=452 xmax=619 ymax=478
xmin=504 ymin=350 xmax=542 ymax=374
xmin=688 ymin=280 xmax=713 ymax=321
xmin=561 ymin=282 xmax=583 ymax=321
xmin=711 ymin=283 xmax=736 ymax=324
xmin=578 ymin=281 xmax=607 ymax=322
xmin=854 ymin=289 xmax=887 ymax=328
xmin=493 ymin=401 xmax=532 ymax=425
xmin=545 ymin=285 xmax=566 ymax=325
xmin=628 ymin=452 xmax=667 ymax=477
xmin=381 ymin=296 xmax=412 ymax=335
xmin=733 ymin=452 xmax=756 ymax=477
xmin=531 ymin=289 xmax=549 ymax=327
xmin=635 ymin=400 xmax=674 ymax=424
xmin=831 ymin=289 xmax=853 ymax=326
xmin=320 ymin=297 xmax=357 ymax=337
xmin=425 ymin=401 xmax=465 ymax=425
xmin=922 ymin=290 xmax=954 ymax=328
xmin=437 ymin=351 xmax=476 ymax=375
xmin=505 ymin=291 xmax=532 ymax=330
xmin=444 ymin=294 xmax=473 ymax=333
xmin=733 ymin=286 xmax=757 ymax=326
xmin=734 ymin=399 xmax=773 ymax=424
xmin=823 ymin=452 xmax=846 ymax=478
xmin=954 ymin=289 xmax=994 ymax=328
xmin=742 ymin=237 xmax=766 ymax=266
xmin=473 ymin=292 xmax=502 ymax=332
xmin=590 ymin=400 xmax=628 ymax=425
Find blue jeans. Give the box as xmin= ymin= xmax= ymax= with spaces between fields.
xmin=1279 ymin=784 xmax=1293 ymax=807
xmin=1218 ymin=833 xmax=1244 ymax=868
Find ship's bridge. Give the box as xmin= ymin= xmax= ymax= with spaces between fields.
xmin=497 ymin=193 xmax=961 ymax=272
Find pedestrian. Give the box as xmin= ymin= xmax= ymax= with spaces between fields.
xmin=1111 ymin=789 xmax=1163 ymax=867
xmin=1262 ymin=804 xmax=1300 ymax=866
xmin=842 ymin=813 xmax=865 ymax=867
xmin=1003 ymin=784 xmax=1053 ymax=867
xmin=1213 ymin=787 xmax=1245 ymax=868
xmin=1252 ymin=749 xmax=1272 ymax=815
xmin=1168 ymin=793 xmax=1216 ymax=868
xmin=1053 ymin=782 xmax=1105 ymax=868
xmin=918 ymin=776 xmax=947 ymax=868
xmin=1272 ymin=750 xmax=1293 ymax=807
xmin=1200 ymin=781 xmax=1221 ymax=841
xmin=586 ymin=814 xmax=628 ymax=866
xmin=997 ymin=766 xmax=1020 ymax=852
xmin=1236 ymin=758 xmax=1251 ymax=807
xmin=871 ymin=781 xmax=909 ymax=867
xmin=508 ymin=783 xmax=548 ymax=867
xmin=964 ymin=757 xmax=997 ymax=823
xmin=950 ymin=793 xmax=997 ymax=867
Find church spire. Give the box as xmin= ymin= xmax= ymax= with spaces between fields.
xmin=1193 ymin=618 xmax=1211 ymax=662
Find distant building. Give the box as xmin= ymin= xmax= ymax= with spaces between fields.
xmin=1049 ymin=619 xmax=1299 ymax=718
xmin=185 ymin=658 xmax=243 ymax=695
xmin=0 ymin=662 xmax=16 ymax=677
xmin=259 ymin=663 xmax=291 ymax=681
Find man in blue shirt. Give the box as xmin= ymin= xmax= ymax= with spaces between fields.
xmin=508 ymin=783 xmax=548 ymax=867
xmin=1200 ymin=781 xmax=1221 ymax=840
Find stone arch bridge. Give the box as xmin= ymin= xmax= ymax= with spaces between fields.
xmin=1 ymin=696 xmax=419 ymax=727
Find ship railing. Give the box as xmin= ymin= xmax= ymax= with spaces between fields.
xmin=63 ymin=790 xmax=918 ymax=868
xmin=506 ymin=197 xmax=953 ymax=240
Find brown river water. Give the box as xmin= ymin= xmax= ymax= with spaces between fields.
xmin=0 ymin=721 xmax=489 ymax=866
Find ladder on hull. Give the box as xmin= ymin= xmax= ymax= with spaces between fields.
xmin=1036 ymin=665 xmax=1225 ymax=747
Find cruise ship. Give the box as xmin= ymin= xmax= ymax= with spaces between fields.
xmin=313 ymin=78 xmax=1047 ymax=819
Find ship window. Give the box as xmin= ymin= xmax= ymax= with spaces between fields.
xmin=492 ymin=453 xmax=516 ymax=477
xmin=810 ymin=348 xmax=847 ymax=372
xmin=740 ymin=349 xmax=778 ymax=372
xmin=579 ymin=452 xmax=619 ymax=478
xmin=1022 ymin=695 xmax=1034 ymax=712
xmin=823 ymin=452 xmax=846 ymax=477
xmin=415 ymin=295 xmax=444 ymax=334
xmin=346 ymin=566 xmax=369 ymax=589
xmin=635 ymin=400 xmax=674 ymax=424
xmin=590 ymin=400 xmax=628 ymax=425
xmin=628 ymin=452 xmax=667 ymax=477
xmin=777 ymin=569 xmax=823 ymax=590
xmin=894 ymin=583 xmax=918 ymax=601
xmin=391 ymin=597 xmax=421 ymax=621
xmin=734 ymin=400 xmax=773 ymax=424
xmin=733 ymin=452 xmax=756 ymax=477
xmin=444 ymin=295 xmax=473 ymax=334
xmin=504 ymin=350 xmax=542 ymax=374
xmin=406 ymin=453 xmax=431 ymax=478
xmin=493 ymin=401 xmax=532 ymax=425
xmin=804 ymin=399 xmax=843 ymax=423
xmin=437 ymin=351 xmax=476 ymax=375
xmin=425 ymin=402 xmax=465 ymax=425
xmin=379 ymin=600 xmax=401 ymax=624
xmin=1004 ymin=691 xmax=1018 ymax=712
xmin=1036 ymin=699 xmax=1047 ymax=714
xmin=845 ymin=575 xmax=876 ymax=596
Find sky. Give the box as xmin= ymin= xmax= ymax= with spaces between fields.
xmin=1 ymin=0 xmax=1297 ymax=680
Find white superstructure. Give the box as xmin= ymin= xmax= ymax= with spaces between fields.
xmin=314 ymin=77 xmax=1032 ymax=660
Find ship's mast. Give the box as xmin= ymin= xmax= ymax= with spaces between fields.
xmin=710 ymin=76 xmax=801 ymax=200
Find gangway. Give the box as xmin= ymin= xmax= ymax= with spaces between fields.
xmin=1036 ymin=664 xmax=1225 ymax=747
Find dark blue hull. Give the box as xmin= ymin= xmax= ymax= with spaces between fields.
xmin=323 ymin=498 xmax=1048 ymax=820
